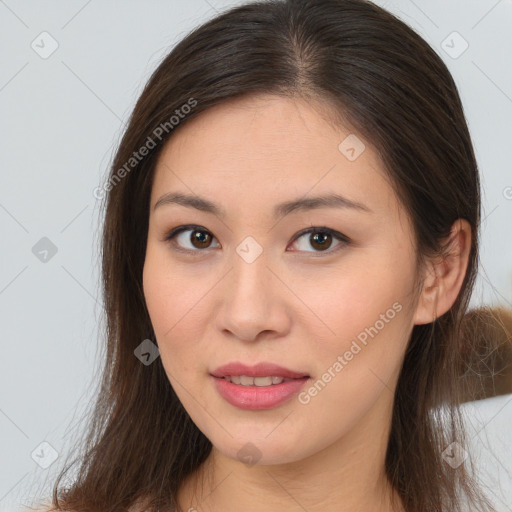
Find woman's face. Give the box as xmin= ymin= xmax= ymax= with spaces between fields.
xmin=143 ymin=93 xmax=422 ymax=465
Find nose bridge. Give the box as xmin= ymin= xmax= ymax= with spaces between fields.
xmin=228 ymin=243 xmax=272 ymax=312
xmin=216 ymin=240 xmax=288 ymax=341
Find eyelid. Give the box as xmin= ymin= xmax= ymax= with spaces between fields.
xmin=290 ymin=228 xmax=350 ymax=256
xmin=164 ymin=224 xmax=350 ymax=255
xmin=164 ymin=224 xmax=220 ymax=255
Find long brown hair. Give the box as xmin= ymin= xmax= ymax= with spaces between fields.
xmin=39 ymin=1 xmax=509 ymax=511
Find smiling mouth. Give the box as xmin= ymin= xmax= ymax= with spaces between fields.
xmin=211 ymin=374 xmax=310 ymax=410
xmin=220 ymin=375 xmax=307 ymax=386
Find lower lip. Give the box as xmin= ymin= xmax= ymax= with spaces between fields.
xmin=211 ymin=375 xmax=309 ymax=410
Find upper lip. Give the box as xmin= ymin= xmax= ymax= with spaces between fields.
xmin=211 ymin=362 xmax=309 ymax=379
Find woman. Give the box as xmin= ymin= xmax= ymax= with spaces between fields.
xmin=37 ymin=0 xmax=509 ymax=510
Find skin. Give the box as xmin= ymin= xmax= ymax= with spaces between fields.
xmin=142 ymin=93 xmax=471 ymax=512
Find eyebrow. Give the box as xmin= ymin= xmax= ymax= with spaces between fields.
xmin=153 ymin=192 xmax=373 ymax=218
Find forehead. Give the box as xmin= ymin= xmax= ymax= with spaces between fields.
xmin=151 ymin=94 xmax=401 ymax=221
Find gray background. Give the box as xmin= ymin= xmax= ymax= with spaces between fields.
xmin=0 ymin=0 xmax=511 ymax=510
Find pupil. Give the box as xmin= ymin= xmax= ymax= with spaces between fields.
xmin=312 ymin=232 xmax=331 ymax=250
xmin=193 ymin=230 xmax=210 ymax=248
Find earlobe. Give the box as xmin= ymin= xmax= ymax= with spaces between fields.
xmin=413 ymin=219 xmax=472 ymax=326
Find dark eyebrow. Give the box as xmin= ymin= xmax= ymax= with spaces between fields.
xmin=153 ymin=192 xmax=372 ymax=217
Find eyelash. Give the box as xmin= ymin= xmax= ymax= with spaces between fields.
xmin=163 ymin=224 xmax=351 ymax=257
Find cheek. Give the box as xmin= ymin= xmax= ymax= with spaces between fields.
xmin=142 ymin=248 xmax=209 ymax=374
xmin=143 ymin=255 xmax=216 ymax=424
xmin=302 ymin=255 xmax=411 ymax=324
xmin=294 ymin=272 xmax=413 ymax=433
xmin=143 ymin=250 xmax=171 ymax=335
xmin=292 ymin=251 xmax=415 ymax=377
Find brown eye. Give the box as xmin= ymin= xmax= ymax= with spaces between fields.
xmin=309 ymin=232 xmax=333 ymax=251
xmin=190 ymin=230 xmax=213 ymax=249
xmin=179 ymin=229 xmax=217 ymax=250
xmin=165 ymin=226 xmax=220 ymax=252
xmin=291 ymin=228 xmax=349 ymax=254
xmin=165 ymin=225 xmax=349 ymax=256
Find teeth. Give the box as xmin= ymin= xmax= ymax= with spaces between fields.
xmin=254 ymin=376 xmax=273 ymax=387
xmin=223 ymin=375 xmax=294 ymax=386
xmin=240 ymin=375 xmax=255 ymax=386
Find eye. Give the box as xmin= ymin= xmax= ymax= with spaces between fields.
xmin=164 ymin=225 xmax=350 ymax=255
xmin=164 ymin=225 xmax=220 ymax=253
xmin=289 ymin=227 xmax=350 ymax=254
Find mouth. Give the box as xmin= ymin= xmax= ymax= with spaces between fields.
xmin=210 ymin=362 xmax=310 ymax=410
xmin=220 ymin=375 xmax=300 ymax=386
xmin=210 ymin=361 xmax=310 ymax=381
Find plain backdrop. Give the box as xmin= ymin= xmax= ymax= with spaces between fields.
xmin=0 ymin=0 xmax=511 ymax=510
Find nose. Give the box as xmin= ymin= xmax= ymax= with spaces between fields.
xmin=215 ymin=250 xmax=291 ymax=343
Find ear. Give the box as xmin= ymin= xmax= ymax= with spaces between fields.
xmin=413 ymin=219 xmax=472 ymax=325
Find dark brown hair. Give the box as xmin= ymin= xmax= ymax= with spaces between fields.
xmin=37 ymin=0 xmax=510 ymax=511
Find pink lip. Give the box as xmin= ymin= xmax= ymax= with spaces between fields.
xmin=210 ymin=362 xmax=310 ymax=410
xmin=210 ymin=362 xmax=309 ymax=379
xmin=212 ymin=375 xmax=309 ymax=410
